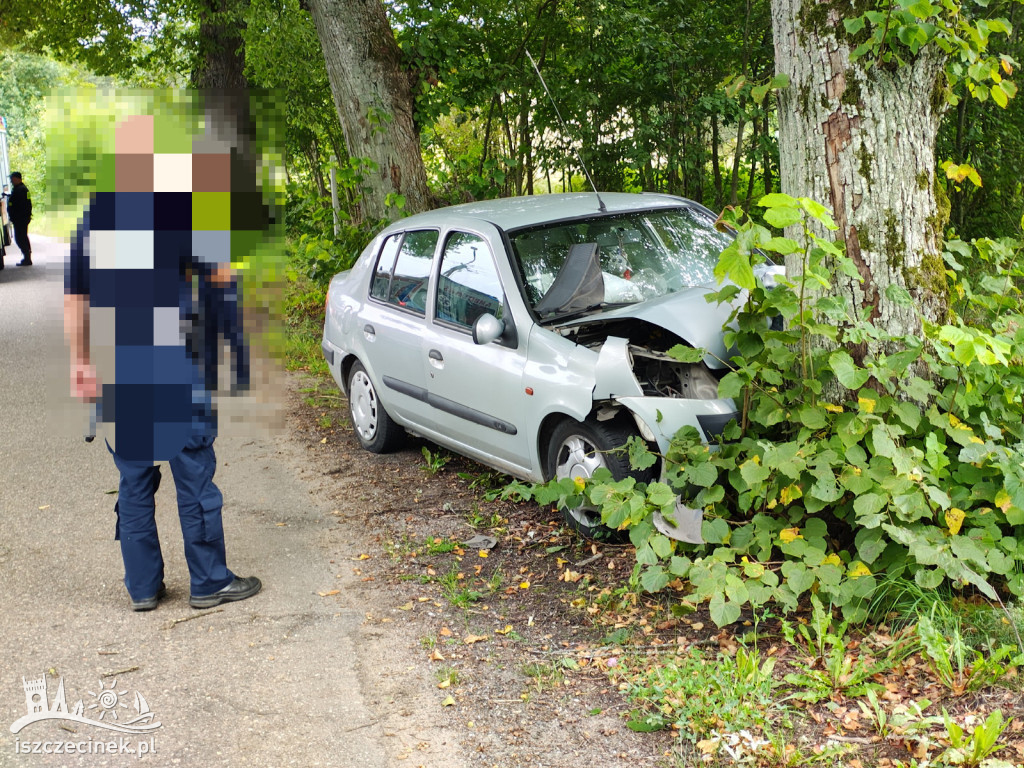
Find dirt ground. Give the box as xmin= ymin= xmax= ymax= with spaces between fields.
xmin=287 ymin=376 xmax=1024 ymax=768
xmin=288 ymin=378 xmax=682 ymax=768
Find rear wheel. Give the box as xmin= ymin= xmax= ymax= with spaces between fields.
xmin=347 ymin=361 xmax=404 ymax=453
xmin=545 ymin=417 xmax=653 ymax=539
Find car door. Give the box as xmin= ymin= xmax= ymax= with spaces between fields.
xmin=420 ymin=229 xmax=531 ymax=469
xmin=359 ymin=228 xmax=442 ymax=430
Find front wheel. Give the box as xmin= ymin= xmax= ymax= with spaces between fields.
xmin=347 ymin=361 xmax=404 ymax=453
xmin=545 ymin=416 xmax=653 ymax=539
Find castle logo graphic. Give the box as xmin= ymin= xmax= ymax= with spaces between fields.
xmin=10 ymin=675 xmax=161 ymax=735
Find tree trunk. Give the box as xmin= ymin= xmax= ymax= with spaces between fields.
xmin=711 ymin=113 xmax=724 ymax=208
xmin=770 ymin=0 xmax=949 ymax=351
xmin=307 ymin=0 xmax=430 ymax=221
xmin=191 ymin=0 xmax=249 ymax=90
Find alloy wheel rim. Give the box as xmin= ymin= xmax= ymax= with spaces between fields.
xmin=554 ymin=435 xmax=606 ymax=529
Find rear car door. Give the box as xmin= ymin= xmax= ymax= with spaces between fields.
xmin=360 ymin=229 xmax=442 ymax=430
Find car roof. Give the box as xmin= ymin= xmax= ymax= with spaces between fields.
xmin=385 ymin=192 xmax=699 ymax=234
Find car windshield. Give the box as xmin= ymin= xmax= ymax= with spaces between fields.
xmin=509 ymin=207 xmax=732 ymax=315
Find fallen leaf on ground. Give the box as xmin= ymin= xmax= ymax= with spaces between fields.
xmin=318 ymin=590 xmax=340 ymax=597
xmin=696 ymin=738 xmax=720 ymax=754
xmin=464 ymin=635 xmax=488 ymax=644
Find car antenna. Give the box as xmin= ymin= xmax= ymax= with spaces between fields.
xmin=525 ymin=49 xmax=606 ymax=213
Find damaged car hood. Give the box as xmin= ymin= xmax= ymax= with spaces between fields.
xmin=551 ymin=286 xmax=735 ymax=368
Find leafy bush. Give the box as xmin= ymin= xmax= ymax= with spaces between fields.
xmin=530 ymin=192 xmax=1024 ymax=626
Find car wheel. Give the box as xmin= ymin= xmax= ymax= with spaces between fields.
xmin=546 ymin=417 xmax=654 ymax=540
xmin=347 ymin=361 xmax=404 ymax=453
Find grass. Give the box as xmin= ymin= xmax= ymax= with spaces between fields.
xmin=617 ymin=642 xmax=783 ymax=743
xmin=284 ymin=282 xmax=330 ymax=376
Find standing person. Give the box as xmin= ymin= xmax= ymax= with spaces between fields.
xmin=64 ymin=112 xmax=262 ymax=612
xmin=8 ymin=172 xmax=32 ymax=266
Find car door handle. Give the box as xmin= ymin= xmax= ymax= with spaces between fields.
xmin=363 ymin=324 xmax=375 ymax=340
xmin=428 ymin=349 xmax=444 ymax=369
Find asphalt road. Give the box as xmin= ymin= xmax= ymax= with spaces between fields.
xmin=0 ymin=235 xmax=432 ymax=767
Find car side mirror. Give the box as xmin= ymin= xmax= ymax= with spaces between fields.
xmin=472 ymin=313 xmax=504 ymax=345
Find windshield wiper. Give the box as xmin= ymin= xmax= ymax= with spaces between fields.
xmin=541 ymin=301 xmax=632 ymax=324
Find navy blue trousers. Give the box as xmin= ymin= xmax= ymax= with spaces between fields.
xmin=109 ymin=435 xmax=235 ymax=601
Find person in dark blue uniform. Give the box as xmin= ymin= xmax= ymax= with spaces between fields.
xmin=8 ymin=172 xmax=32 ymax=266
xmin=64 ymin=112 xmax=261 ymax=612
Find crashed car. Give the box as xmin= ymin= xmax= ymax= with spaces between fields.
xmin=322 ymin=192 xmax=769 ymax=541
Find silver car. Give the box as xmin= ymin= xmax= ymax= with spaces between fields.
xmin=322 ymin=192 xmax=754 ymax=541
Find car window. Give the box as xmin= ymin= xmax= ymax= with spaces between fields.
xmin=509 ymin=208 xmax=733 ymax=313
xmin=370 ymin=230 xmax=438 ymax=314
xmin=435 ymin=232 xmax=504 ymax=330
xmin=370 ymin=234 xmax=402 ymax=301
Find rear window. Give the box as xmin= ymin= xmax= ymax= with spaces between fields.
xmin=369 ymin=230 xmax=439 ymax=315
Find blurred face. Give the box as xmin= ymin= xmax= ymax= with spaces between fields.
xmin=114 ymin=115 xmax=155 ymax=193
xmin=10 ymin=176 xmax=22 ymax=186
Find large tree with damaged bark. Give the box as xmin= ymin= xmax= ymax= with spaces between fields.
xmin=769 ymin=0 xmax=1015 ymax=354
xmin=306 ymin=0 xmax=430 ymax=221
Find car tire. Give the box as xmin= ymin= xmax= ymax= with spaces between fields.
xmin=545 ymin=416 xmax=654 ymax=540
xmin=347 ymin=361 xmax=404 ymax=454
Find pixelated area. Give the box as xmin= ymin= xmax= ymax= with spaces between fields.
xmin=50 ymin=89 xmax=287 ymax=462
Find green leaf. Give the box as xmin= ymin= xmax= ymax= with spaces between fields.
xmin=763 ymin=237 xmax=801 ymax=255
xmin=740 ymin=457 xmax=771 ymax=485
xmin=758 ymin=193 xmax=798 ymax=208
xmin=884 ymin=283 xmax=914 ymax=306
xmin=830 ymin=349 xmax=871 ymax=389
xmin=714 ymin=241 xmax=756 ymax=289
xmin=992 ymin=81 xmax=1009 ymax=108
xmin=751 ymin=83 xmax=770 ymax=105
xmin=647 ymin=482 xmax=676 ymax=507
xmin=640 ymin=565 xmax=670 ymax=593
xmin=799 ymin=405 xmax=828 ymax=429
xmin=667 ymin=344 xmax=706 ymax=363
xmin=685 ymin=461 xmax=719 ymax=488
xmin=906 ymin=0 xmax=937 ymax=17
xmin=718 ymin=371 xmax=746 ymax=399
xmin=669 ymin=556 xmax=692 ymax=577
xmin=855 ymin=528 xmax=887 ymax=564
xmin=764 ymin=206 xmax=802 ymax=229
xmin=781 ymin=560 xmax=815 ymax=596
xmin=626 ymin=718 xmax=664 ymax=733
xmin=703 ymin=517 xmax=731 ymax=544
xmin=709 ymin=594 xmax=742 ymax=627
xmin=844 ymin=15 xmax=867 ymax=33
xmin=627 ymin=438 xmax=659 ymax=471
xmin=854 ymin=492 xmax=888 ymax=520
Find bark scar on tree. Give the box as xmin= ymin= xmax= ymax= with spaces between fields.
xmin=824 ymin=109 xmax=880 ymax=334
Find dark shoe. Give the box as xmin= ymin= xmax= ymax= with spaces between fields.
xmin=190 ymin=575 xmax=262 ymax=609
xmin=131 ymin=583 xmax=167 ymax=612
xmin=16 ymin=259 xmax=31 ymax=266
